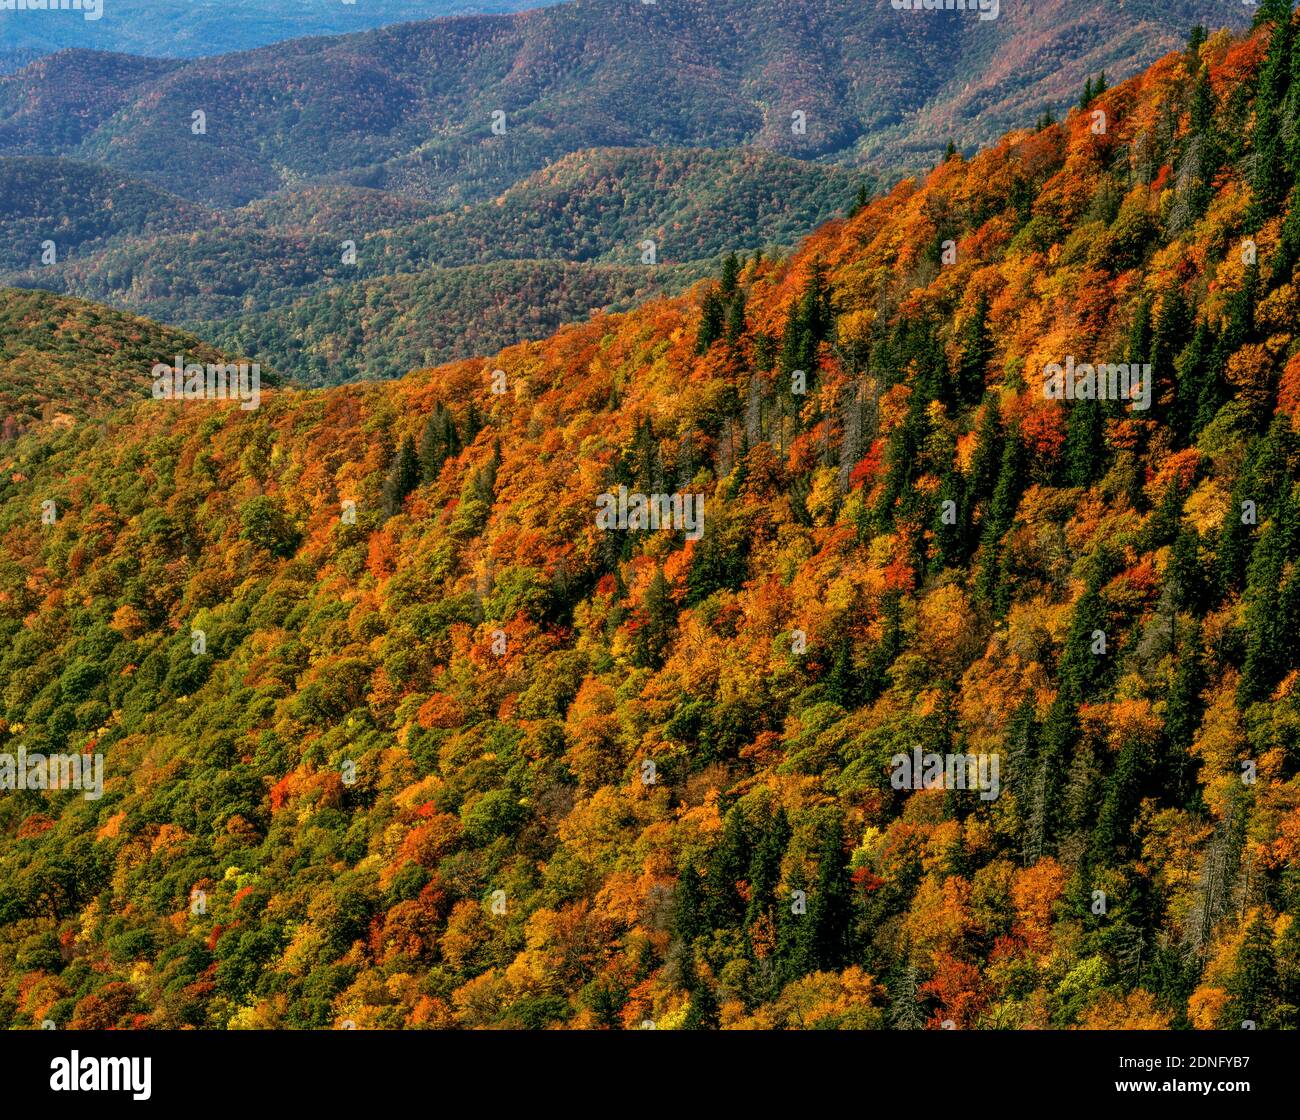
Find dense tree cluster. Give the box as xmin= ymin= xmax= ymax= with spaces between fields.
xmin=1 ymin=15 xmax=1300 ymax=1031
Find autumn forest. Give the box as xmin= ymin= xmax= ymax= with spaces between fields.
xmin=1 ymin=0 xmax=1299 ymax=1040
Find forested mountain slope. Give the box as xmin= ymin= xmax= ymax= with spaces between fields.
xmin=1 ymin=147 xmax=854 ymax=383
xmin=0 ymin=289 xmax=236 ymax=435
xmin=0 ymin=0 xmax=1250 ymax=393
xmin=2 ymin=12 xmax=1300 ymax=1031
xmin=0 ymin=0 xmax=1250 ymax=206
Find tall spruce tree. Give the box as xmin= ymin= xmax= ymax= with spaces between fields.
xmin=1171 ymin=322 xmax=1213 ymax=442
xmin=803 ymin=816 xmax=852 ymax=973
xmin=673 ymin=864 xmax=706 ymax=943
xmin=1151 ymin=290 xmax=1190 ymax=425
xmin=1238 ymin=518 xmax=1290 ymax=707
xmin=696 ymin=287 xmax=726 ymax=354
xmin=1165 ymin=622 xmax=1207 ymax=806
xmin=975 ymin=424 xmax=1025 ymax=616
xmin=1059 ymin=554 xmax=1114 ymax=700
xmin=704 ymin=809 xmax=750 ymax=930
xmin=1089 ymin=733 xmax=1149 ymax=867
xmin=720 ymin=251 xmax=741 ymax=298
xmin=1226 ymin=912 xmax=1278 ymax=1028
xmin=1252 ymin=13 xmax=1293 ymax=219
xmin=725 ymin=289 xmax=747 ymax=345
xmin=955 ymin=293 xmax=993 ymax=405
xmin=417 ymin=403 xmax=460 ymax=483
xmin=632 ymin=568 xmax=676 ymax=670
xmin=381 ymin=434 xmax=421 ymax=517
xmin=1064 ymin=398 xmax=1104 ymax=487
xmin=744 ymin=807 xmax=791 ymax=958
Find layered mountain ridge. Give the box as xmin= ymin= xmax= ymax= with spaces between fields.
xmin=0 ymin=0 xmax=1251 ymax=204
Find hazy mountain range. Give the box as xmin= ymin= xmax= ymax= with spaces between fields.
xmin=0 ymin=0 xmax=1255 ymax=387
xmin=1 ymin=1 xmax=1251 ymax=205
xmin=0 ymin=0 xmax=553 ymax=61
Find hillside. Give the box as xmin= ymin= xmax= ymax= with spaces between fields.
xmin=3 ymin=147 xmax=855 ymax=379
xmin=2 ymin=12 xmax=1300 ymax=1032
xmin=357 ymin=147 xmax=861 ymax=269
xmin=208 ymin=258 xmax=708 ymax=385
xmin=0 ymin=51 xmax=180 ymax=155
xmin=0 ymin=157 xmax=209 ymax=272
xmin=0 ymin=0 xmax=1251 ymax=207
xmin=0 ymin=289 xmax=235 ymax=436
xmin=236 ymin=186 xmax=444 ymax=237
xmin=0 ymin=51 xmax=42 ymax=78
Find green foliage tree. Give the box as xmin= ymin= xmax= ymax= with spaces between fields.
xmin=382 ymin=434 xmax=421 ymax=517
xmin=418 ymin=403 xmax=460 ymax=483
xmin=1226 ymin=912 xmax=1278 ymax=1028
xmin=955 ymin=293 xmax=993 ymax=405
xmin=696 ymin=287 xmax=726 ymax=354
